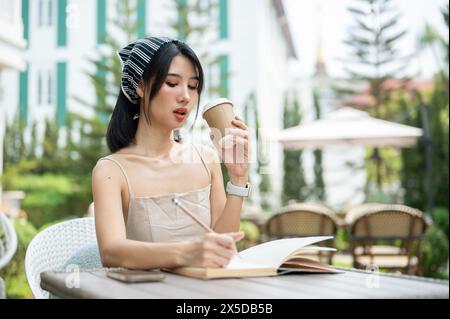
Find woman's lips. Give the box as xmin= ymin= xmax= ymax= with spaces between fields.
xmin=173 ymin=112 xmax=187 ymax=122
xmin=173 ymin=107 xmax=188 ymax=122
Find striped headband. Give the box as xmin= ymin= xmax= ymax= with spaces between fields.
xmin=118 ymin=36 xmax=179 ymax=105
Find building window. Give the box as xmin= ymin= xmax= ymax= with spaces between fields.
xmin=219 ymin=55 xmax=229 ymax=97
xmin=219 ymin=0 xmax=228 ymax=39
xmin=19 ymin=66 xmax=29 ymax=125
xmin=57 ymin=0 xmax=67 ymax=46
xmin=48 ymin=71 xmax=53 ymax=104
xmin=177 ymin=0 xmax=188 ymax=41
xmin=97 ymin=0 xmax=107 ymax=44
xmin=38 ymin=0 xmax=44 ymax=27
xmin=96 ymin=57 xmax=108 ymax=124
xmin=48 ymin=0 xmax=53 ymax=26
xmin=137 ymin=0 xmax=147 ymax=37
xmin=37 ymin=71 xmax=43 ymax=105
xmin=22 ymin=0 xmax=30 ymax=44
xmin=56 ymin=62 xmax=67 ymax=126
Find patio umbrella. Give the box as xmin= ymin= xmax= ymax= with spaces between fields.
xmin=275 ymin=107 xmax=432 ymax=215
xmin=276 ymin=107 xmax=423 ymax=149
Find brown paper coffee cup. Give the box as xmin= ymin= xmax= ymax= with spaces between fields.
xmin=202 ymin=98 xmax=235 ymax=141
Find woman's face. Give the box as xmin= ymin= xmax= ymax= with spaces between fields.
xmin=139 ymin=54 xmax=200 ymax=129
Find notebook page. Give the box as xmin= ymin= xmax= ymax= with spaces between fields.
xmin=237 ymin=236 xmax=333 ymax=268
xmin=224 ymin=255 xmax=274 ymax=269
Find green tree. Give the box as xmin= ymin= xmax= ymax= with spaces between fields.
xmin=70 ymin=0 xmax=139 ymax=177
xmin=3 ymin=114 xmax=26 ymax=168
xmin=343 ymin=0 xmax=410 ymax=193
xmin=312 ymin=90 xmax=326 ymax=201
xmin=427 ymin=76 xmax=449 ymax=210
xmin=35 ymin=118 xmax=66 ymax=174
xmin=282 ymin=93 xmax=307 ymax=205
xmin=417 ymin=3 xmax=449 ymax=98
xmin=401 ymin=3 xmax=449 ymax=214
xmin=398 ymin=95 xmax=426 ymax=210
xmin=24 ymin=121 xmax=37 ymax=161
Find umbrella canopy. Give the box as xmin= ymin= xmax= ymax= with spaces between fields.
xmin=276 ymin=107 xmax=423 ymax=149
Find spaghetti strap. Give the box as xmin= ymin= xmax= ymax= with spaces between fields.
xmin=98 ymin=156 xmax=134 ymax=198
xmin=191 ymin=143 xmax=212 ymax=184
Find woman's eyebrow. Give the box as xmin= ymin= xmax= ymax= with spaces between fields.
xmin=167 ymin=73 xmax=199 ymax=80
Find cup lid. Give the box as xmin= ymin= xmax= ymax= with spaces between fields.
xmin=201 ymin=98 xmax=234 ymax=117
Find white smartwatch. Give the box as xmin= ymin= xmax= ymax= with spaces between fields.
xmin=226 ymin=181 xmax=252 ymax=197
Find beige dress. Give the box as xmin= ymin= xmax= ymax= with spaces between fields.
xmin=98 ymin=143 xmax=212 ymax=243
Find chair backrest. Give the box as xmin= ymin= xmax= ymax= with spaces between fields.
xmin=346 ymin=203 xmax=432 ymax=274
xmin=346 ymin=203 xmax=431 ymax=241
xmin=0 ymin=212 xmax=18 ymax=270
xmin=266 ymin=203 xmax=338 ymax=238
xmin=25 ymin=217 xmax=97 ymax=299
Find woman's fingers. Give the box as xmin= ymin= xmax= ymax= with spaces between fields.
xmin=228 ymin=231 xmax=245 ymax=242
xmin=211 ymin=232 xmax=235 ymax=248
xmin=220 ymin=135 xmax=249 ymax=150
xmin=230 ymin=128 xmax=249 ymax=139
xmin=205 ymin=255 xmax=231 ymax=268
xmin=213 ymin=246 xmax=235 ymax=261
xmin=232 ymin=116 xmax=248 ymax=130
xmin=203 ymin=234 xmax=238 ymax=267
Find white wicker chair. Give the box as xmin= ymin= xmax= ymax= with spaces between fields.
xmin=0 ymin=277 xmax=5 ymax=299
xmin=0 ymin=212 xmax=18 ymax=270
xmin=25 ymin=217 xmax=97 ymax=299
xmin=1 ymin=212 xmax=18 ymax=299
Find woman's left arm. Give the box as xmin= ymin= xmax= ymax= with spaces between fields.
xmin=209 ymin=115 xmax=250 ymax=232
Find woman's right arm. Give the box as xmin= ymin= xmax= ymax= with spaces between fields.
xmin=92 ymin=160 xmax=241 ymax=269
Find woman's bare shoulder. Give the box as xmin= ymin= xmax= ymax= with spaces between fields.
xmin=92 ymin=157 xmax=123 ymax=180
xmin=194 ymin=143 xmax=220 ymax=164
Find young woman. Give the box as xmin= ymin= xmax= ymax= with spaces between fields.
xmin=92 ymin=36 xmax=251 ymax=270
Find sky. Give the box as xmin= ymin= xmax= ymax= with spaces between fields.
xmin=284 ymin=0 xmax=448 ymax=79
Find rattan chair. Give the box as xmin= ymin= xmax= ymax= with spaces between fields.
xmin=25 ymin=217 xmax=97 ymax=299
xmin=264 ymin=202 xmax=339 ymax=264
xmin=345 ymin=203 xmax=432 ymax=275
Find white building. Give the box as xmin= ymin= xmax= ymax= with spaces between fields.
xmin=2 ymin=0 xmax=298 ymax=208
xmin=0 ymin=0 xmax=26 ymax=200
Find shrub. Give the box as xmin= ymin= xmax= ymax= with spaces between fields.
xmin=238 ymin=220 xmax=261 ymax=251
xmin=4 ymin=174 xmax=90 ymax=228
xmin=420 ymin=207 xmax=449 ymax=279
xmin=420 ymin=225 xmax=449 ymax=279
xmin=0 ymin=219 xmax=37 ymax=298
xmin=433 ymin=207 xmax=449 ymax=239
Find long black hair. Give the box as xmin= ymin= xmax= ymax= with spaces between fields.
xmin=106 ymin=41 xmax=204 ymax=153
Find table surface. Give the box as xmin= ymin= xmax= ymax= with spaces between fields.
xmin=40 ymin=267 xmax=449 ymax=299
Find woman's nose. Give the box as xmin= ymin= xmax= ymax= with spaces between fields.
xmin=178 ymin=85 xmax=190 ymax=103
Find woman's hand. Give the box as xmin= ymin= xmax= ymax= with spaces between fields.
xmin=210 ymin=115 xmax=250 ymax=181
xmin=183 ymin=232 xmax=244 ymax=268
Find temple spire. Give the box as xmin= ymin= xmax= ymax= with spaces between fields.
xmin=314 ymin=1 xmax=327 ymax=78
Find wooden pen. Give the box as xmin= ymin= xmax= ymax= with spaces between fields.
xmin=171 ymin=196 xmax=242 ymax=259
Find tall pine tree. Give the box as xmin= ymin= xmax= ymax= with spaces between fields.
xmin=343 ymin=0 xmax=409 ymax=193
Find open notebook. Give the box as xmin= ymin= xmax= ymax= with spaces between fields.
xmin=164 ymin=236 xmax=343 ymax=280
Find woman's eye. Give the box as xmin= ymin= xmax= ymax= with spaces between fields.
xmin=166 ymin=82 xmax=177 ymax=87
xmin=188 ymin=85 xmax=198 ymax=90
